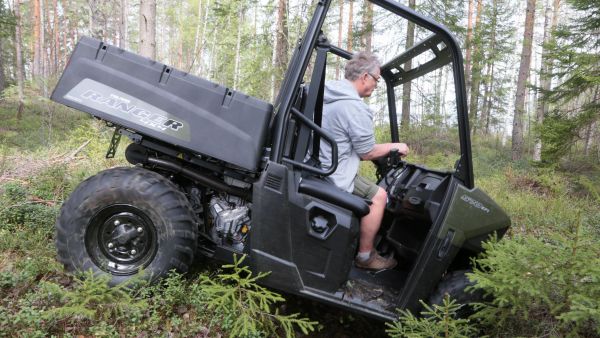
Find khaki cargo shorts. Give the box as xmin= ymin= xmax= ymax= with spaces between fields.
xmin=352 ymin=175 xmax=379 ymax=200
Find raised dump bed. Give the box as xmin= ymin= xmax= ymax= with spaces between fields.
xmin=51 ymin=36 xmax=273 ymax=171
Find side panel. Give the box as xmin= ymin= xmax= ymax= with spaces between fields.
xmin=250 ymin=162 xmax=359 ymax=293
xmin=52 ymin=37 xmax=272 ymax=171
xmin=438 ymin=185 xmax=511 ymax=250
xmin=399 ymin=179 xmax=510 ymax=312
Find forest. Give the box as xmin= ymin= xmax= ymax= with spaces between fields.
xmin=0 ymin=0 xmax=598 ymax=337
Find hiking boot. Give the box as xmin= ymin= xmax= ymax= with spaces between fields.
xmin=355 ymin=250 xmax=397 ymax=271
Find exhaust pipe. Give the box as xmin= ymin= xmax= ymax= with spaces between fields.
xmin=126 ymin=144 xmax=252 ymax=200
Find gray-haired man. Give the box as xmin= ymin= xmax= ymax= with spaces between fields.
xmin=319 ymin=52 xmax=409 ymax=270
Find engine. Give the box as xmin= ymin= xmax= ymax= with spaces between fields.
xmin=209 ymin=194 xmax=251 ymax=251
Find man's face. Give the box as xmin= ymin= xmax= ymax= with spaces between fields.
xmin=357 ymin=68 xmax=381 ymax=98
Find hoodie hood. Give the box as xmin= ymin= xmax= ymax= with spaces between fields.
xmin=323 ymin=79 xmax=361 ymax=104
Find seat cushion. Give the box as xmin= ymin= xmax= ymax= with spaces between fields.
xmin=298 ymin=177 xmax=370 ymax=217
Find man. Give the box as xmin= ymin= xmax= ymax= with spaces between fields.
xmin=319 ymin=51 xmax=409 ymax=270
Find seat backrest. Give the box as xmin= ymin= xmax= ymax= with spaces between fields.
xmin=280 ymin=85 xmax=309 ymax=158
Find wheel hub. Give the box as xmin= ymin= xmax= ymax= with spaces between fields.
xmin=86 ymin=205 xmax=158 ymax=275
xmin=102 ymin=213 xmax=150 ymax=262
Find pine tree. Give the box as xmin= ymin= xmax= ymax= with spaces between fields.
xmin=401 ymin=0 xmax=416 ymax=130
xmin=533 ymin=0 xmax=561 ymax=162
xmin=468 ymin=0 xmax=484 ymax=132
xmin=479 ymin=0 xmax=516 ymax=135
xmin=14 ymin=0 xmax=25 ymax=118
xmin=540 ymin=0 xmax=600 ymax=161
xmin=512 ymin=0 xmax=537 ymax=161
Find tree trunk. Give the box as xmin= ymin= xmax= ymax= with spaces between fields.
xmin=512 ymin=0 xmax=537 ymax=161
xmin=0 ymin=37 xmax=4 ymax=93
xmin=139 ymin=0 xmax=156 ymax=59
xmin=14 ymin=0 xmax=25 ymax=119
xmin=234 ymin=7 xmax=244 ymax=89
xmin=361 ymin=1 xmax=373 ymax=51
xmin=87 ymin=1 xmax=92 ymax=35
xmin=192 ymin=0 xmax=202 ymax=72
xmin=533 ymin=0 xmax=561 ymax=162
xmin=347 ymin=0 xmax=353 ymax=52
xmin=198 ymin=0 xmax=210 ymax=75
xmin=583 ymin=123 xmax=593 ymax=156
xmin=273 ymin=0 xmax=288 ymax=98
xmin=481 ymin=0 xmax=498 ymax=135
xmin=483 ymin=62 xmax=495 ymax=135
xmin=44 ymin=0 xmax=52 ymax=77
xmin=468 ymin=0 xmax=483 ymax=132
xmin=585 ymin=88 xmax=599 ymax=156
xmin=336 ymin=0 xmax=344 ymax=80
xmin=465 ymin=0 xmax=474 ymax=93
xmin=53 ymin=0 xmax=59 ymax=74
xmin=40 ymin=0 xmax=48 ymax=95
xmin=401 ymin=0 xmax=416 ymax=130
xmin=33 ymin=0 xmax=42 ymax=78
xmin=119 ymin=0 xmax=128 ymax=49
xmin=434 ymin=67 xmax=443 ymax=122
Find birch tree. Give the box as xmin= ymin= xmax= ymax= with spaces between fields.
xmin=139 ymin=0 xmax=156 ymax=59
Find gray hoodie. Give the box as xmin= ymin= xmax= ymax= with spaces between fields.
xmin=319 ymin=79 xmax=375 ymax=192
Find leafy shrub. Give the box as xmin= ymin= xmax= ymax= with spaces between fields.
xmin=198 ymin=254 xmax=318 ymax=338
xmin=385 ymin=296 xmax=477 ymax=338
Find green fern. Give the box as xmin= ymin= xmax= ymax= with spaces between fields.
xmin=198 ymin=254 xmax=318 ymax=338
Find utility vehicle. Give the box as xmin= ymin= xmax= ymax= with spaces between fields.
xmin=51 ymin=0 xmax=510 ymax=320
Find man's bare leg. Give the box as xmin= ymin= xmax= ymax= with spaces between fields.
xmin=359 ymin=187 xmax=387 ymax=252
xmin=355 ymin=187 xmax=397 ymax=269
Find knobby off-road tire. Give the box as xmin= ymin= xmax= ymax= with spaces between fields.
xmin=56 ymin=167 xmax=198 ymax=285
xmin=428 ymin=270 xmax=485 ymax=318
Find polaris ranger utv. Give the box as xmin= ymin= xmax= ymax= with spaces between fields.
xmin=51 ymin=0 xmax=510 ymax=320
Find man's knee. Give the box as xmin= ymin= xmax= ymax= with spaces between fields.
xmin=372 ymin=187 xmax=387 ymax=206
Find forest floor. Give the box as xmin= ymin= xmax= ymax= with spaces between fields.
xmin=1 ymin=101 xmax=599 ymax=337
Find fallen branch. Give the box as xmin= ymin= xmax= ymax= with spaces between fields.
xmin=63 ymin=140 xmax=91 ymax=162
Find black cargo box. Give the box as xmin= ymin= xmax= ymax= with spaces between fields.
xmin=52 ymin=36 xmax=273 ymax=172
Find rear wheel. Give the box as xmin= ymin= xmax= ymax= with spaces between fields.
xmin=56 ymin=167 xmax=197 ymax=285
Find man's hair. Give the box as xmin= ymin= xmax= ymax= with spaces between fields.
xmin=344 ymin=51 xmax=381 ymax=81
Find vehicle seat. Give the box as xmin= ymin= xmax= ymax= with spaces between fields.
xmin=298 ymin=176 xmax=370 ymax=218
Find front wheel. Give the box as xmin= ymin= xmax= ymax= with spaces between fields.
xmin=428 ymin=270 xmax=485 ymax=318
xmin=55 ymin=167 xmax=198 ymax=285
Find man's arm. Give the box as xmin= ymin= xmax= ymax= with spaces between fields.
xmin=358 ymin=143 xmax=409 ymax=161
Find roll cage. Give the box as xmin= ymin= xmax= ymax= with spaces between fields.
xmin=269 ymin=0 xmax=474 ymax=189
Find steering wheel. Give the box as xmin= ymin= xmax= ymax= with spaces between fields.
xmin=372 ymin=149 xmax=405 ymax=180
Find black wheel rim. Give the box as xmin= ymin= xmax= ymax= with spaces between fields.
xmin=85 ymin=204 xmax=158 ymax=276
